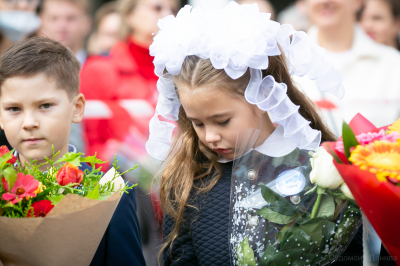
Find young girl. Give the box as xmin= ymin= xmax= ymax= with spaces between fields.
xmin=146 ymin=3 xmax=363 ymax=265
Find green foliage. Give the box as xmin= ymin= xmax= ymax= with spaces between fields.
xmin=258 ymin=207 xmax=299 ymax=224
xmin=342 ymin=122 xmax=360 ymax=162
xmin=237 ymin=238 xmax=256 ymax=266
xmin=315 ymin=194 xmax=335 ymax=220
xmin=259 ymin=183 xmax=299 ymax=216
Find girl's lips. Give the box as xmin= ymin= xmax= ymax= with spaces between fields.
xmin=214 ymin=148 xmax=232 ymax=154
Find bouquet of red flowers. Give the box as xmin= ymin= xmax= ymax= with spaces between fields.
xmin=0 ymin=147 xmax=136 ymax=266
xmin=323 ymin=113 xmax=400 ymax=264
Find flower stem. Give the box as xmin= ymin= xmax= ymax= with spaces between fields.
xmin=311 ymin=193 xmax=323 ymax=218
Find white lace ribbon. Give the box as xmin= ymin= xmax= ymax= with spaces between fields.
xmin=146 ymin=2 xmax=343 ymax=161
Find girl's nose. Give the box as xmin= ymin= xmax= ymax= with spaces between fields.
xmin=205 ymin=128 xmax=222 ymax=143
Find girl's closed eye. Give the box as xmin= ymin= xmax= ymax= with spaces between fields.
xmin=218 ymin=119 xmax=230 ymax=126
xmin=194 ymin=122 xmax=204 ymax=127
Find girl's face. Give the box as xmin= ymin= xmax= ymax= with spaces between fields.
xmin=360 ymin=0 xmax=400 ymax=47
xmin=179 ymin=86 xmax=274 ymax=160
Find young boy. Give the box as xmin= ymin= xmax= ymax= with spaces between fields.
xmin=0 ymin=37 xmax=146 ymax=266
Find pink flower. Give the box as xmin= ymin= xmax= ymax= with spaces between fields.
xmin=335 ymin=129 xmax=400 ymax=154
xmin=1 ymin=173 xmax=39 ymax=204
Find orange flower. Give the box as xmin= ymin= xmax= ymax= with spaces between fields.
xmin=349 ymin=141 xmax=400 ymax=182
xmin=56 ymin=163 xmax=83 ymax=187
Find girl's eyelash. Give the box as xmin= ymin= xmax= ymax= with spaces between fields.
xmin=219 ymin=119 xmax=230 ymax=125
xmin=194 ymin=123 xmax=204 ymax=127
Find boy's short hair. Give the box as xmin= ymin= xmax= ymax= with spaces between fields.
xmin=40 ymin=0 xmax=92 ymax=15
xmin=0 ymin=37 xmax=81 ymax=99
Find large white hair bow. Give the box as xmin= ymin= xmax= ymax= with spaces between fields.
xmin=146 ymin=2 xmax=344 ymax=161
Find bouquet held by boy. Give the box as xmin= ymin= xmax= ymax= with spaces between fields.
xmin=0 ymin=38 xmax=145 ymax=266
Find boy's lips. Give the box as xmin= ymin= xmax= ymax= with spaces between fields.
xmin=213 ymin=148 xmax=232 ymax=154
xmin=23 ymin=138 xmax=44 ymax=145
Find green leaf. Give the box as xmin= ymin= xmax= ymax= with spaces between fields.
xmin=47 ymin=194 xmax=65 ymax=205
xmin=259 ymin=244 xmax=291 ymax=266
xmin=321 ymin=219 xmax=336 ymax=247
xmin=86 ymin=184 xmax=100 ymax=200
xmin=300 ymin=218 xmax=325 ymax=246
xmin=304 ymin=185 xmax=317 ymax=195
xmin=258 ymin=207 xmax=299 ymax=224
xmin=332 ymin=207 xmax=361 ymax=246
xmin=55 ymin=152 xmax=84 ymax=166
xmin=259 ymin=183 xmax=299 ymax=216
xmin=0 ymin=150 xmax=14 ymax=169
xmin=280 ymin=231 xmax=310 ymax=252
xmin=80 ymin=154 xmax=107 ymax=166
xmin=316 ymin=194 xmax=335 ymax=220
xmin=236 ymin=237 xmax=256 ymax=266
xmin=342 ymin=122 xmax=360 ymax=162
xmin=3 ymin=166 xmax=17 ymax=191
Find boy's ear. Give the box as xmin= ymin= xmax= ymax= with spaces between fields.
xmin=72 ymin=93 xmax=85 ymax=124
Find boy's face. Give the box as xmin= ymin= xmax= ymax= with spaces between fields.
xmin=0 ymin=73 xmax=85 ymax=163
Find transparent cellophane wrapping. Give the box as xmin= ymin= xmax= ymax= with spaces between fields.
xmin=228 ymin=129 xmax=362 ymax=266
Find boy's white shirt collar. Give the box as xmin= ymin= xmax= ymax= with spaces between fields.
xmin=14 ymin=144 xmax=78 ymax=166
xmin=218 ymin=125 xmax=297 ymax=163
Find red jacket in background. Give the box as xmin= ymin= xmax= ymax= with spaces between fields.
xmin=80 ymin=40 xmax=158 ymax=160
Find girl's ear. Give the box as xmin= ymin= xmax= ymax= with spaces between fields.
xmin=71 ymin=93 xmax=86 ymax=124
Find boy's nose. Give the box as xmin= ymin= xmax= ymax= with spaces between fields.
xmin=22 ymin=114 xmax=39 ymax=130
xmin=205 ymin=129 xmax=222 ymax=143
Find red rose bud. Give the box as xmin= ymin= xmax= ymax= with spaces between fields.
xmin=56 ymin=163 xmax=84 ymax=187
xmin=28 ymin=200 xmax=54 ymax=217
xmin=0 ymin=145 xmax=17 ymax=164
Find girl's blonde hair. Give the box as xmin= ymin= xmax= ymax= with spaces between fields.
xmin=159 ymin=54 xmax=337 ymax=260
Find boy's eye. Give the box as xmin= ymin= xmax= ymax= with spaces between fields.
xmin=40 ymin=104 xmax=52 ymax=109
xmin=8 ymin=107 xmax=20 ymax=112
xmin=219 ymin=119 xmax=230 ymax=126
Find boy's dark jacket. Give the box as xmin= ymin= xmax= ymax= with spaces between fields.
xmin=77 ymin=163 xmax=146 ymax=266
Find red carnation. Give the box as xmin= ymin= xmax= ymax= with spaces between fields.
xmin=0 ymin=145 xmax=17 ymax=164
xmin=57 ymin=163 xmax=83 ymax=187
xmin=28 ymin=200 xmax=54 ymax=217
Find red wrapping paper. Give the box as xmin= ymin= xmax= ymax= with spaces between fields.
xmin=334 ymin=162 xmax=400 ymax=264
xmin=325 ymin=113 xmax=400 ymax=264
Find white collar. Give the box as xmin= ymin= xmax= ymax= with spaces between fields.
xmin=218 ymin=125 xmax=297 ymax=163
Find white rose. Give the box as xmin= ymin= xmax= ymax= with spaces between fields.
xmin=309 ymin=146 xmax=344 ymax=189
xmin=340 ymin=183 xmax=354 ymax=200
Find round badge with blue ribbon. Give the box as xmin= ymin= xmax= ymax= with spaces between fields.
xmin=275 ymin=168 xmax=306 ymax=196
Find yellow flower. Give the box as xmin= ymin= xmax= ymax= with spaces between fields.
xmin=34 ymin=182 xmax=46 ymax=195
xmin=387 ymin=118 xmax=400 ymax=134
xmin=349 ymin=141 xmax=400 ymax=182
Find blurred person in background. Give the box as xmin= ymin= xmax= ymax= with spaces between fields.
xmin=80 ymin=0 xmax=177 ymax=265
xmin=87 ymin=1 xmax=121 ymax=55
xmin=38 ymin=0 xmax=92 ymax=153
xmin=0 ymin=0 xmax=41 ymax=149
xmin=277 ymin=0 xmax=310 ymax=31
xmin=294 ymin=1 xmax=400 ymax=264
xmin=294 ymin=0 xmax=400 ymax=135
xmin=39 ymin=0 xmax=92 ymax=64
xmin=361 ymin=0 xmax=400 ymax=50
xmin=237 ymin=0 xmax=275 ymax=19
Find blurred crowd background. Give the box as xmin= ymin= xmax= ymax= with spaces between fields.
xmin=0 ymin=0 xmax=399 ymax=265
